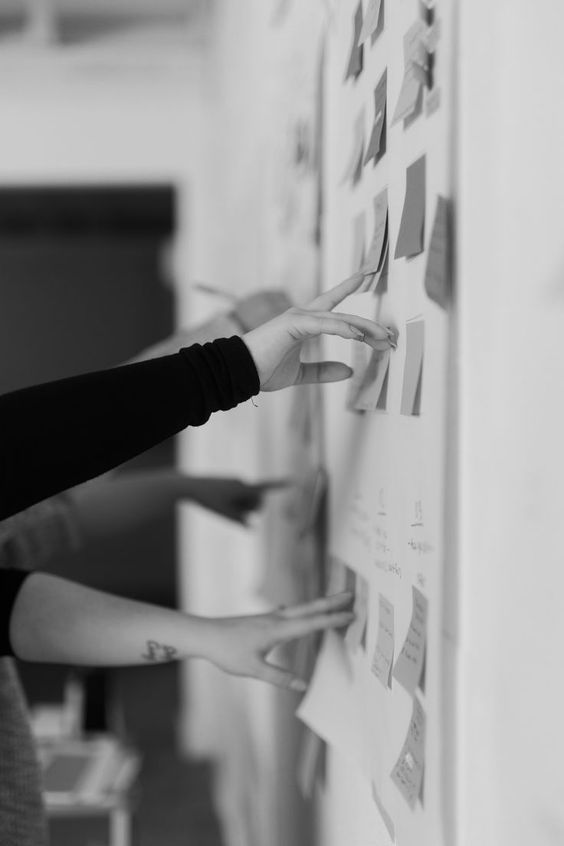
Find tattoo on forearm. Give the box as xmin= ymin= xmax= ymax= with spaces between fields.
xmin=141 ymin=640 xmax=178 ymax=662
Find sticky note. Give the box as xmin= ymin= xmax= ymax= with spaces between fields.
xmin=400 ymin=320 xmax=424 ymax=416
xmin=342 ymin=110 xmax=365 ymax=186
xmin=424 ymin=196 xmax=450 ymax=308
xmin=345 ymin=573 xmax=369 ymax=652
xmin=344 ymin=2 xmax=364 ymax=81
xmin=392 ymin=21 xmax=428 ymax=126
xmin=372 ymin=783 xmax=396 ymax=841
xmin=358 ymin=0 xmax=383 ymax=44
xmin=390 ymin=696 xmax=426 ymax=809
xmin=362 ymin=189 xmax=388 ymax=275
xmin=395 ymin=155 xmax=426 ymax=259
xmin=393 ymin=586 xmax=428 ymax=693
xmin=371 ymin=594 xmax=394 ymax=688
xmin=364 ymin=71 xmax=387 ymax=166
xmin=352 ymin=347 xmax=390 ymax=412
xmin=351 ymin=211 xmax=366 ymax=274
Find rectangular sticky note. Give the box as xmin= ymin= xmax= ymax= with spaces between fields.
xmin=353 ymin=347 xmax=390 ymax=412
xmin=358 ymin=0 xmax=383 ymax=44
xmin=394 ymin=155 xmax=426 ymax=258
xmin=390 ymin=696 xmax=426 ymax=809
xmin=362 ymin=188 xmax=388 ymax=275
xmin=344 ymin=2 xmax=364 ymax=81
xmin=400 ymin=320 xmax=424 ymax=416
xmin=372 ymin=783 xmax=396 ymax=841
xmin=424 ymin=195 xmax=450 ymax=308
xmin=351 ymin=211 xmax=366 ymax=274
xmin=342 ymin=110 xmax=365 ymax=186
xmin=371 ymin=594 xmax=394 ymax=688
xmin=364 ymin=70 xmax=387 ymax=165
xmin=345 ymin=573 xmax=369 ymax=652
xmin=393 ymin=586 xmax=428 ymax=694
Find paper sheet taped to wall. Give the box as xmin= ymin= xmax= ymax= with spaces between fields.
xmin=358 ymin=0 xmax=383 ymax=45
xmin=424 ymin=195 xmax=450 ymax=308
xmin=393 ymin=586 xmax=428 ymax=694
xmin=364 ymin=70 xmax=387 ymax=167
xmin=391 ymin=696 xmax=426 ymax=809
xmin=371 ymin=594 xmax=395 ymax=688
xmin=400 ymin=320 xmax=424 ymax=416
xmin=344 ymin=1 xmax=364 ymax=81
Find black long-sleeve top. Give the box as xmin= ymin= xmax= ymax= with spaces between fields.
xmin=0 ymin=336 xmax=259 ymax=655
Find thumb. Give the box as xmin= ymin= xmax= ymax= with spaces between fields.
xmin=296 ymin=361 xmax=353 ymax=385
xmin=256 ymin=663 xmax=307 ymax=692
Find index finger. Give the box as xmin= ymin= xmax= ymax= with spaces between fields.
xmin=253 ymin=478 xmax=294 ymax=493
xmin=307 ymin=272 xmax=365 ymax=312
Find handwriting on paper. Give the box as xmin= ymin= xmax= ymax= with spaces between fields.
xmin=371 ymin=594 xmax=394 ymax=688
xmin=393 ymin=586 xmax=428 ymax=694
xmin=390 ymin=696 xmax=426 ymax=809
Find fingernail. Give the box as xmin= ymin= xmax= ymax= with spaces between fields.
xmin=290 ymin=678 xmax=307 ymax=693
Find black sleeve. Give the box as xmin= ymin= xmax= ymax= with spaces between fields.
xmin=0 ymin=336 xmax=259 ymax=520
xmin=0 ymin=569 xmax=32 ymax=656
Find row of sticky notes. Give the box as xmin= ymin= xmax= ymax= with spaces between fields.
xmin=344 ymin=575 xmax=428 ymax=810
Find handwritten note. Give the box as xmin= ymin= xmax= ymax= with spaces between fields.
xmin=344 ymin=2 xmax=364 ymax=81
xmin=342 ymin=110 xmax=365 ymax=186
xmin=390 ymin=696 xmax=426 ymax=809
xmin=393 ymin=586 xmax=428 ymax=693
xmin=400 ymin=320 xmax=424 ymax=416
xmin=424 ymin=195 xmax=450 ymax=308
xmin=364 ymin=70 xmax=387 ymax=166
xmin=395 ymin=155 xmax=426 ymax=259
xmin=345 ymin=573 xmax=369 ymax=652
xmin=371 ymin=594 xmax=394 ymax=688
xmin=358 ymin=0 xmax=383 ymax=44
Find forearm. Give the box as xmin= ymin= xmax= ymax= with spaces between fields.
xmin=128 ymin=314 xmax=243 ymax=363
xmin=9 ymin=572 xmax=210 ymax=667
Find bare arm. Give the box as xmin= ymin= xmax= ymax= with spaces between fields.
xmin=9 ymin=572 xmax=353 ymax=690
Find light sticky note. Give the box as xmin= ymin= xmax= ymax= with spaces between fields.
xmin=392 ymin=21 xmax=428 ymax=126
xmin=400 ymin=320 xmax=424 ymax=416
xmin=352 ymin=347 xmax=390 ymax=412
xmin=372 ymin=782 xmax=396 ymax=841
xmin=358 ymin=0 xmax=383 ymax=44
xmin=342 ymin=110 xmax=365 ymax=186
xmin=345 ymin=573 xmax=369 ymax=652
xmin=424 ymin=195 xmax=450 ymax=308
xmin=393 ymin=586 xmax=428 ymax=694
xmin=371 ymin=594 xmax=394 ymax=689
xmin=394 ymin=155 xmax=426 ymax=259
xmin=362 ymin=188 xmax=388 ymax=275
xmin=344 ymin=2 xmax=364 ymax=81
xmin=351 ymin=210 xmax=366 ymax=274
xmin=390 ymin=696 xmax=426 ymax=809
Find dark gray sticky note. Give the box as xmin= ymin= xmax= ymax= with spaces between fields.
xmin=362 ymin=188 xmax=388 ymax=274
xmin=424 ymin=195 xmax=450 ymax=308
xmin=400 ymin=320 xmax=424 ymax=416
xmin=394 ymin=156 xmax=426 ymax=259
xmin=359 ymin=0 xmax=383 ymax=44
xmin=390 ymin=696 xmax=426 ymax=810
xmin=393 ymin=586 xmax=428 ymax=693
xmin=371 ymin=594 xmax=394 ymax=688
xmin=344 ymin=2 xmax=364 ymax=81
xmin=364 ymin=70 xmax=387 ymax=166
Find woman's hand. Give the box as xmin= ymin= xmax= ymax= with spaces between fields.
xmin=188 ymin=477 xmax=290 ymax=524
xmin=200 ymin=592 xmax=354 ymax=691
xmin=242 ymin=273 xmax=397 ymax=391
